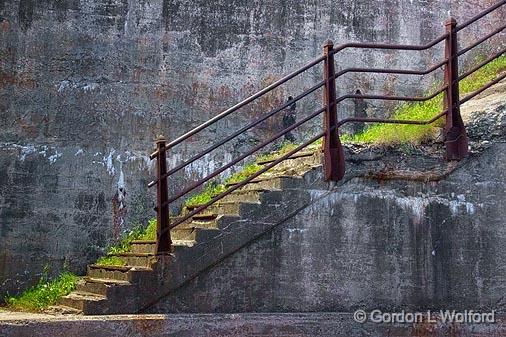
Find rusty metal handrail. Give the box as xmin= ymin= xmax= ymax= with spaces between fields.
xmin=149 ymin=1 xmax=505 ymax=254
xmin=156 ymin=84 xmax=447 ymax=208
xmin=149 ymin=65 xmax=449 ymax=188
xmin=157 ymin=105 xmax=327 ymax=209
xmin=150 ymin=34 xmax=449 ymax=160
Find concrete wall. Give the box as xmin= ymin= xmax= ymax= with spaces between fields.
xmin=0 ymin=0 xmax=504 ymax=297
xmin=149 ymin=143 xmax=506 ymax=314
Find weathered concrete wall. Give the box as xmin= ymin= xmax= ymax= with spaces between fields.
xmin=149 ymin=142 xmax=506 ymax=314
xmin=0 ymin=0 xmax=504 ymax=297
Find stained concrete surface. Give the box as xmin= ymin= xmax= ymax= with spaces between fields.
xmin=1 ymin=311 xmax=505 ymax=337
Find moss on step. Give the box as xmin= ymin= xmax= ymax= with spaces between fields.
xmin=4 ymin=270 xmax=79 ymax=312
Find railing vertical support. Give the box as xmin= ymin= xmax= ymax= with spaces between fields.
xmin=443 ymin=18 xmax=469 ymax=161
xmin=322 ymin=40 xmax=345 ymax=181
xmin=155 ymin=135 xmax=171 ymax=254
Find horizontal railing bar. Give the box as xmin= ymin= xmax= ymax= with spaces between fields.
xmin=149 ymin=61 xmax=450 ymax=187
xmin=158 ymin=106 xmax=327 ymax=208
xmin=162 ymin=132 xmax=326 ymax=232
xmin=459 ymin=72 xmax=506 ymax=104
xmin=457 ymin=24 xmax=506 ymax=56
xmin=458 ymin=48 xmax=506 ymax=82
xmin=336 ymin=59 xmax=447 ymax=77
xmin=455 ymin=0 xmax=506 ymax=32
xmin=148 ymin=80 xmax=326 ymax=187
xmin=336 ymin=110 xmax=448 ymax=128
xmin=149 ymin=56 xmax=326 ymax=158
xmin=341 ymin=85 xmax=446 ymax=102
xmin=329 ymin=33 xmax=448 ymax=56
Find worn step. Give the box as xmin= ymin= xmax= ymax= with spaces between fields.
xmin=170 ymin=226 xmax=219 ymax=245
xmin=87 ymin=264 xmax=151 ymax=282
xmin=170 ymin=214 xmax=218 ymax=230
xmin=76 ymin=277 xmax=131 ymax=296
xmin=171 ymin=227 xmax=198 ymax=241
xmin=44 ymin=305 xmax=83 ymax=315
xmin=172 ymin=239 xmax=196 ymax=247
xmin=131 ymin=240 xmax=157 ymax=254
xmin=130 ymin=240 xmax=189 ymax=252
xmin=256 ymin=150 xmax=317 ymax=165
xmin=220 ymin=189 xmax=265 ymax=203
xmin=216 ymin=201 xmax=261 ymax=215
xmin=257 ymin=150 xmax=321 ymax=169
xmin=110 ymin=252 xmax=157 ymax=267
xmin=58 ymin=291 xmax=107 ymax=313
xmin=228 ymin=175 xmax=304 ymax=191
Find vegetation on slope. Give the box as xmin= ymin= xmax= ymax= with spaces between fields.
xmin=4 ymin=269 xmax=79 ymax=312
xmin=345 ymin=55 xmax=506 ymax=144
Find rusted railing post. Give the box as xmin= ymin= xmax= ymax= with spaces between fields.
xmin=443 ymin=18 xmax=469 ymax=160
xmin=155 ymin=135 xmax=171 ymax=254
xmin=322 ymin=40 xmax=345 ymax=181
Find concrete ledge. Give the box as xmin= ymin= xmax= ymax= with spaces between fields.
xmin=1 ymin=312 xmax=505 ymax=337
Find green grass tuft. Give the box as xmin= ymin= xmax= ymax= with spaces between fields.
xmin=184 ymin=162 xmax=263 ymax=207
xmin=185 ymin=182 xmax=227 ymax=207
xmin=5 ymin=270 xmax=79 ymax=312
xmin=347 ymin=54 xmax=506 ymax=145
xmin=256 ymin=141 xmax=298 ymax=163
xmin=96 ymin=218 xmax=158 ymax=265
xmin=95 ymin=256 xmax=126 ymax=266
xmin=225 ymin=163 xmax=263 ymax=185
xmin=137 ymin=218 xmax=157 ymax=241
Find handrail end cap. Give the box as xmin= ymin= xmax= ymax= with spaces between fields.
xmin=445 ymin=18 xmax=457 ymax=26
xmin=323 ymin=39 xmax=334 ymax=47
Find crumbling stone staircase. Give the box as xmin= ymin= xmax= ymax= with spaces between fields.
xmin=54 ymin=151 xmax=324 ymax=314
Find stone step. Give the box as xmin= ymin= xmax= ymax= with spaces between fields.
xmin=110 ymin=252 xmax=157 ymax=267
xmin=58 ymin=291 xmax=107 ymax=313
xmin=130 ymin=239 xmax=199 ymax=253
xmin=220 ymin=189 xmax=265 ymax=203
xmin=76 ymin=277 xmax=131 ymax=296
xmin=214 ymin=201 xmax=254 ymax=215
xmin=171 ymin=227 xmax=198 ymax=241
xmin=44 ymin=304 xmax=83 ymax=315
xmin=188 ymin=201 xmax=259 ymax=218
xmin=131 ymin=240 xmax=157 ymax=254
xmin=172 ymin=228 xmax=220 ymax=246
xmin=170 ymin=214 xmax=219 ymax=230
xmin=226 ymin=175 xmax=303 ymax=191
xmin=87 ymin=264 xmax=152 ymax=283
xmin=257 ymin=150 xmax=321 ymax=167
